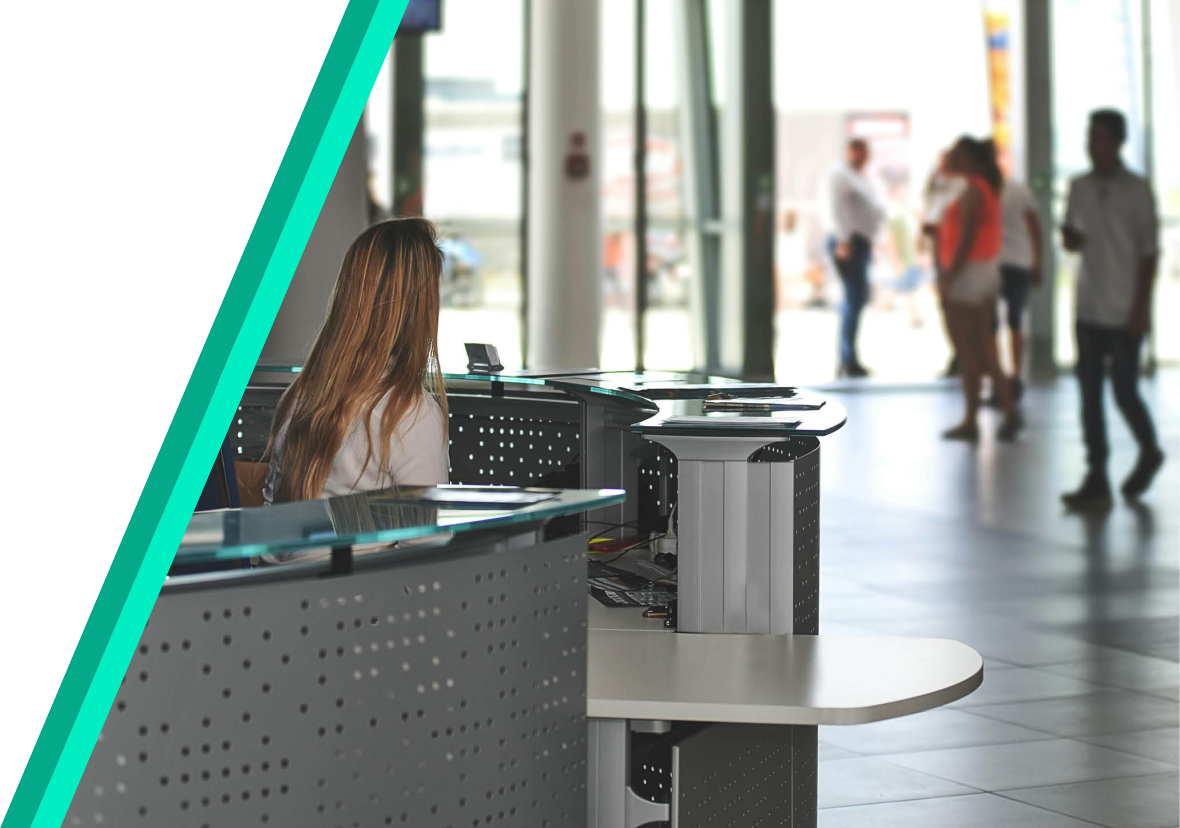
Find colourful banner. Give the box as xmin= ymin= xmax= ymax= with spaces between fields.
xmin=985 ymin=10 xmax=1013 ymax=175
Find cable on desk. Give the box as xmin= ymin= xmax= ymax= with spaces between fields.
xmin=588 ymin=533 xmax=666 ymax=565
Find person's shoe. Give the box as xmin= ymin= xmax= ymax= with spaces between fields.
xmin=838 ymin=363 xmax=870 ymax=379
xmin=942 ymin=423 xmax=979 ymax=443
xmin=1121 ymin=449 xmax=1165 ymax=499
xmin=985 ymin=377 xmax=1019 ymax=409
xmin=1062 ymin=472 xmax=1113 ymax=512
xmin=997 ymin=410 xmax=1024 ymax=442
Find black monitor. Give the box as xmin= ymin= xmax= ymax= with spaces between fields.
xmin=397 ymin=0 xmax=443 ymax=35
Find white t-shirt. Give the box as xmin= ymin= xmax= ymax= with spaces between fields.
xmin=263 ymin=391 xmax=449 ymax=504
xmin=828 ymin=163 xmax=884 ymax=242
xmin=922 ymin=174 xmax=965 ymax=225
xmin=1064 ymin=166 xmax=1159 ymax=328
xmin=999 ymin=179 xmax=1038 ymax=268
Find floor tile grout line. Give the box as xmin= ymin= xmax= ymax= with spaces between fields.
xmin=989 ymin=773 xmax=1180 ymax=828
xmin=989 ymin=768 xmax=1180 ymax=795
xmin=862 ymin=734 xmax=1178 ymax=780
xmin=815 ymin=787 xmax=986 ymax=811
xmin=989 ymin=790 xmax=1122 ymax=828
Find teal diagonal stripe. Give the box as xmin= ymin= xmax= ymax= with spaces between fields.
xmin=2 ymin=1 xmax=408 ymax=826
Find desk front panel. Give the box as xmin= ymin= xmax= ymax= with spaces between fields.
xmin=68 ymin=533 xmax=589 ymax=828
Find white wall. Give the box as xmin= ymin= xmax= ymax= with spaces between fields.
xmin=260 ymin=119 xmax=370 ymax=365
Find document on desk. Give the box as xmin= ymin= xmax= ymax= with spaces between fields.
xmin=702 ymin=395 xmax=826 ymax=412
xmin=664 ymin=413 xmax=803 ymax=427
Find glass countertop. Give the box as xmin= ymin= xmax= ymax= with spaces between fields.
xmin=178 ymin=485 xmax=625 ymax=565
xmin=250 ymin=364 xmax=846 ymax=435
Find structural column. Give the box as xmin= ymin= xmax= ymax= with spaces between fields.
xmin=718 ymin=0 xmax=776 ymax=380
xmin=259 ymin=121 xmax=369 ymax=366
xmin=392 ymin=36 xmax=424 ymax=217
xmin=526 ymin=0 xmax=602 ymax=370
xmin=1024 ymin=0 xmax=1057 ymax=379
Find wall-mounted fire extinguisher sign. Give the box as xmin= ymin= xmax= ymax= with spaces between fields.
xmin=565 ymin=131 xmax=591 ymax=180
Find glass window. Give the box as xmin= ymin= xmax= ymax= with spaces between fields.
xmin=1149 ymin=0 xmax=1179 ymax=363
xmin=423 ymin=0 xmax=526 ymax=372
xmin=772 ymin=0 xmax=991 ymax=383
xmin=601 ymin=0 xmax=638 ymax=371
xmin=643 ymin=0 xmax=694 ymax=371
xmin=365 ymin=48 xmax=394 ymax=215
xmin=1052 ymin=0 xmax=1147 ymax=366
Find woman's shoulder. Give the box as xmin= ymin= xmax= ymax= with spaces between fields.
xmin=407 ymin=392 xmax=446 ymax=433
xmin=371 ymin=388 xmax=446 ymax=441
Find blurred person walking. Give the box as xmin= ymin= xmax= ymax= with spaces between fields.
xmin=922 ymin=150 xmax=966 ymax=377
xmin=988 ymin=173 xmax=1044 ymax=403
xmin=827 ymin=138 xmax=884 ymax=377
xmin=937 ymin=136 xmax=1022 ymax=442
xmin=1061 ymin=109 xmax=1164 ymax=510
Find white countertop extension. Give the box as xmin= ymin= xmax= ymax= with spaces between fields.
xmin=586 ymin=605 xmax=983 ymax=725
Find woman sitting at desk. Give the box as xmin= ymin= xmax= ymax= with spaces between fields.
xmin=264 ymin=218 xmax=449 ymax=504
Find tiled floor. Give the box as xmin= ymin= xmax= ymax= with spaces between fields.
xmin=816 ymin=371 xmax=1180 ymax=828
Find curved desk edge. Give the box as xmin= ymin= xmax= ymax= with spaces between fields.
xmin=587 ymin=631 xmax=983 ymax=726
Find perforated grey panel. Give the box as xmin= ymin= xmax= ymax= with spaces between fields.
xmin=226 ymin=387 xmax=584 ymax=491
xmin=790 ymin=726 xmax=817 ymax=826
xmin=67 ymin=535 xmax=588 ymax=828
xmin=446 ymin=395 xmax=580 ymax=489
xmin=790 ymin=441 xmax=820 ymax=635
xmin=671 ymin=724 xmax=797 ymax=828
xmin=750 ymin=438 xmax=821 ymax=636
xmin=637 ymin=445 xmax=677 ymax=534
xmin=232 ymin=386 xmax=285 ymax=462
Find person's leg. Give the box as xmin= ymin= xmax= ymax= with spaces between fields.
xmin=972 ymin=299 xmax=1023 ymax=439
xmin=961 ymin=308 xmax=985 ymax=421
xmin=845 ymin=236 xmax=871 ymax=372
xmin=1109 ymin=329 xmax=1165 ymax=496
xmin=943 ymin=303 xmax=981 ymax=438
xmin=1002 ymin=265 xmax=1031 ymax=394
xmin=1077 ymin=323 xmax=1109 ymax=472
xmin=982 ymin=293 xmax=1004 ymax=406
xmin=828 ymin=237 xmax=856 ymax=371
xmin=1064 ymin=322 xmax=1113 ymax=508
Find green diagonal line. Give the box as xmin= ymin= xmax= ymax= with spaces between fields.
xmin=2 ymin=1 xmax=408 ymax=825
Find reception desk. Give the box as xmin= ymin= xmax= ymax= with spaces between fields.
xmin=66 ymin=486 xmax=624 ymax=828
xmin=135 ymin=367 xmax=979 ymax=828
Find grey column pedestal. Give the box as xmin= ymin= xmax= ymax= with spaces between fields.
xmin=642 ymin=434 xmax=820 ymax=635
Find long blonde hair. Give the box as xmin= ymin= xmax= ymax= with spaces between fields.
xmin=267 ymin=218 xmax=447 ymax=503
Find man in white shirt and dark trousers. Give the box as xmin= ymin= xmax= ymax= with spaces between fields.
xmin=828 ymin=138 xmax=884 ymax=377
xmin=1061 ymin=109 xmax=1165 ymax=510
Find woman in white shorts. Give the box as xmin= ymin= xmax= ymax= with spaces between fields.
xmin=936 ymin=137 xmax=1023 ymax=442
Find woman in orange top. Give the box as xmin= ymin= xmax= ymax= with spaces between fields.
xmin=937 ymin=137 xmax=1022 ymax=442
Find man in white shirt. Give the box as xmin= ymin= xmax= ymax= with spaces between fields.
xmin=992 ymin=177 xmax=1043 ymax=400
xmin=1061 ymin=109 xmax=1164 ymax=510
xmin=827 ymin=138 xmax=884 ymax=377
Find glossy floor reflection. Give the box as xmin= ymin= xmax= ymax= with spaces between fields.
xmin=816 ymin=371 xmax=1180 ymax=828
